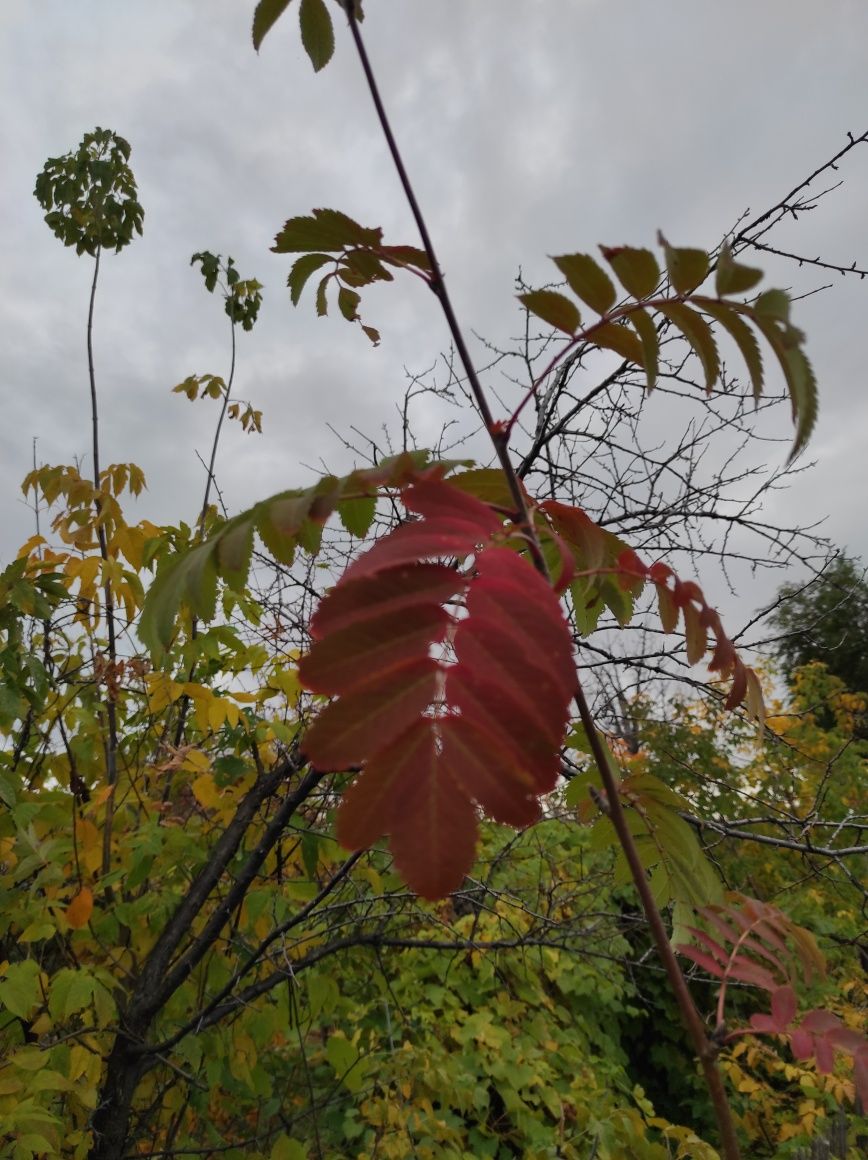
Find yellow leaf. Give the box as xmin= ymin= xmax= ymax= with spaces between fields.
xmin=181 ymin=749 xmax=210 ymax=773
xmin=66 ymin=887 xmax=94 ymax=929
xmin=207 ymin=696 xmax=227 ymax=733
xmin=77 ymin=819 xmax=102 ymax=875
xmin=147 ymin=673 xmax=183 ymax=714
xmin=191 ymin=773 xmax=222 ymax=810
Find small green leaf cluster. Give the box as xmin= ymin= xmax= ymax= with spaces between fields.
xmin=33 ymin=127 xmax=143 ymax=257
xmin=190 ymin=252 xmax=263 ymax=331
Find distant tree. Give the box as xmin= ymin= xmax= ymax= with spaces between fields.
xmin=770 ymin=554 xmax=868 ymax=698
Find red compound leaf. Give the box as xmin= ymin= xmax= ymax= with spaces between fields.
xmin=539 ymin=498 xmax=763 ymax=718
xmin=300 ymin=480 xmax=575 ymax=898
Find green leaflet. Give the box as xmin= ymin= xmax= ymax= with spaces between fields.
xmin=553 ymin=252 xmax=616 ymax=314
xmin=626 ymin=307 xmax=659 ymax=392
xmin=252 ymin=0 xmax=295 ymax=51
xmin=750 ymin=315 xmax=819 ymax=460
xmin=298 ymin=0 xmax=335 ymax=72
xmin=593 ymin=321 xmax=645 ymax=367
xmin=600 ymin=245 xmax=661 ymax=299
xmin=715 ymin=242 xmax=763 ymax=296
xmin=337 ymin=494 xmax=376 ymax=538
xmin=657 ymin=234 xmax=709 ymax=294
xmin=656 ymin=301 xmax=719 ymax=394
xmin=287 ymin=253 xmax=331 ymax=304
xmin=695 ymin=297 xmax=764 ymax=402
xmin=518 ymin=289 xmax=581 ymax=334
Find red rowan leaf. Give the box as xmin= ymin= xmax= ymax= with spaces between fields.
xmin=749 ymin=1012 xmax=778 ymax=1034
xmin=814 ymin=1036 xmax=836 ymax=1074
xmin=301 ymin=483 xmax=576 ymax=898
xmin=687 ymin=927 xmax=731 ymax=969
xmin=341 ymin=480 xmax=503 ymax=584
xmin=452 ymin=614 xmax=571 ymax=744
xmin=541 ymin=500 xmax=607 ymax=572
xmin=789 ymin=1028 xmax=813 ymax=1060
xmin=340 ymin=520 xmax=492 ymax=582
xmin=403 ymin=478 xmax=504 ymax=527
xmin=675 ymin=945 xmax=725 ymax=978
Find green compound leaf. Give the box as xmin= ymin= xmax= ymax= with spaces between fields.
xmin=299 ymin=0 xmax=335 ymax=71
xmin=657 ymin=301 xmax=720 ymax=393
xmin=518 ymin=289 xmax=581 ymax=335
xmin=599 ymin=245 xmax=661 ymax=299
xmin=552 ymin=253 xmax=616 ymax=314
xmin=274 ymin=209 xmax=431 ymax=341
xmin=138 ymin=452 xmax=460 ymax=658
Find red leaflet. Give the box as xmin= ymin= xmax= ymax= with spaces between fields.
xmin=381 ymin=721 xmax=480 ymax=901
xmin=311 ymin=563 xmax=466 ymax=638
xmin=468 ymin=549 xmax=576 ymax=694
xmin=302 ymin=657 xmax=439 ymax=767
xmin=439 ymin=717 xmax=541 ymax=827
xmin=300 ymin=481 xmax=576 ymax=898
xmin=299 ymin=604 xmax=451 ymax=694
xmin=341 ymin=478 xmax=503 ymax=584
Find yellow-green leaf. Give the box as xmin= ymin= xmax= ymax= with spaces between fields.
xmin=253 ymin=0 xmax=295 ymax=51
xmin=627 ymin=307 xmax=659 ymax=392
xmin=658 ymin=233 xmax=710 ymax=294
xmin=518 ymin=289 xmax=581 ymax=335
xmin=696 ymin=298 xmax=764 ymax=402
xmin=657 ymin=302 xmax=720 ymax=393
xmin=299 ymin=0 xmax=334 ymax=72
xmin=593 ymin=321 xmax=645 ymax=367
xmin=553 ymin=252 xmax=617 ymax=314
xmin=715 ymin=242 xmax=763 ymax=296
xmin=600 ymin=245 xmax=660 ymax=299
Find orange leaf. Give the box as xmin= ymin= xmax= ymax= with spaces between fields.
xmin=66 ymin=887 xmax=93 ymax=929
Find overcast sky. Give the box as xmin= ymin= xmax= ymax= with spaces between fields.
xmin=2 ymin=2 xmax=867 ymax=618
